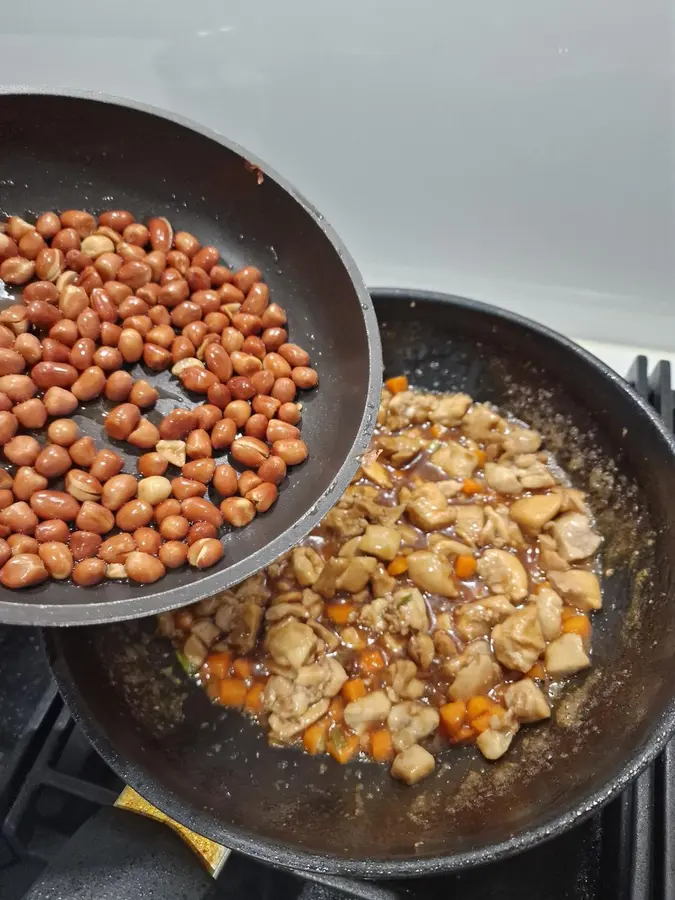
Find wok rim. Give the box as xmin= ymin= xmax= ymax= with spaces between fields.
xmin=45 ymin=287 xmax=675 ymax=878
xmin=0 ymin=85 xmax=382 ymax=625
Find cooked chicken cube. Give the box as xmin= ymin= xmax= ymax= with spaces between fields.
xmin=388 ymin=660 xmax=425 ymax=700
xmin=462 ymin=404 xmax=503 ymax=442
xmin=336 ymin=556 xmax=379 ymax=592
xmin=504 ymin=678 xmax=551 ymax=722
xmin=477 ymin=548 xmax=528 ymax=601
xmin=392 ymin=587 xmax=430 ymax=632
xmin=408 ymin=633 xmax=435 ymax=670
xmin=189 ymin=618 xmax=220 ymax=647
xmin=359 ymin=525 xmax=402 ymax=562
xmin=431 ymin=442 xmax=478 ymax=479
xmin=428 ymin=393 xmax=472 ymax=426
xmin=454 ymin=504 xmax=485 ymax=545
xmin=484 ymin=462 xmax=523 ymax=494
xmin=360 ymin=459 xmax=392 ymax=489
xmin=312 ymin=558 xmax=350 ymax=599
xmin=476 ymin=711 xmax=520 ymax=760
xmin=535 ymin=586 xmax=563 ymax=640
xmin=545 ymin=633 xmax=591 ymax=677
xmin=502 ymin=427 xmax=542 ymax=455
xmin=378 ymin=430 xmax=426 ymax=465
xmin=371 ymin=565 xmax=396 ymax=597
xmin=182 ymin=633 xmax=208 ymax=671
xmin=548 ymin=569 xmax=602 ymax=611
xmin=510 ymin=494 xmax=562 ymax=532
xmin=265 ymin=620 xmax=317 ymax=670
xmin=295 ymin=657 xmax=348 ymax=697
xmin=391 ymin=744 xmax=436 ymax=784
xmin=454 ymin=595 xmax=516 ymax=642
xmin=292 ymin=547 xmax=323 ymax=587
xmin=448 ymin=641 xmax=501 ymax=700
xmin=491 ymin=604 xmax=545 ymax=673
xmin=406 ymin=483 xmax=456 ymax=530
xmin=538 ymin=533 xmax=570 ymax=572
xmin=406 ymin=551 xmax=458 ymax=598
xmin=344 ymin=690 xmax=392 ymax=733
xmin=548 ymin=513 xmax=602 ymax=562
xmin=269 ymin=698 xmax=330 ymax=742
xmin=388 ymin=701 xmax=440 ymax=751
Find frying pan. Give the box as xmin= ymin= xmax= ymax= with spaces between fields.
xmin=45 ymin=289 xmax=675 ymax=878
xmin=0 ymin=89 xmax=380 ymax=626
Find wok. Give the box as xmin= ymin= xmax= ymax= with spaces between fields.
xmin=45 ymin=290 xmax=675 ymax=878
xmin=0 ymin=89 xmax=380 ymax=626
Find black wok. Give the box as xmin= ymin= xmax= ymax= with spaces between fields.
xmin=0 ymin=89 xmax=380 ymax=626
xmin=45 ymin=290 xmax=675 ymax=878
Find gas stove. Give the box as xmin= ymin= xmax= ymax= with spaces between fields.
xmin=0 ymin=354 xmax=672 ymax=900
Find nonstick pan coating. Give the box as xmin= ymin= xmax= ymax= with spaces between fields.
xmin=0 ymin=89 xmax=380 ymax=626
xmin=45 ymin=291 xmax=675 ymax=877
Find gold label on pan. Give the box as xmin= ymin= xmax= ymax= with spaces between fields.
xmin=114 ymin=785 xmax=229 ymax=877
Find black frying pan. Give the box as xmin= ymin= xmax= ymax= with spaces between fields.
xmin=0 ymin=89 xmax=380 ymax=626
xmin=45 ymin=290 xmax=675 ymax=878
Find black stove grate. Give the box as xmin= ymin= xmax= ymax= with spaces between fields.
xmin=0 ymin=355 xmax=673 ymax=900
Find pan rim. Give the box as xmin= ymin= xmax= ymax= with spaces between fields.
xmin=45 ymin=287 xmax=675 ymax=878
xmin=0 ymin=85 xmax=382 ymax=625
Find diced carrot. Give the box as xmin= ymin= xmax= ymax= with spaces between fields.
xmin=327 ymin=725 xmax=360 ymax=764
xmin=218 ymin=677 xmax=247 ymax=707
xmin=451 ymin=723 xmax=476 ymax=743
xmin=461 ymin=478 xmax=482 ymax=496
xmin=205 ymin=651 xmax=232 ymax=680
xmin=370 ymin=728 xmax=394 ymax=762
xmin=329 ymin=697 xmax=345 ymax=722
xmin=474 ymin=449 xmax=487 ymax=467
xmin=326 ymin=602 xmax=355 ymax=625
xmin=385 ymin=375 xmax=408 ymax=395
xmin=387 ymin=555 xmax=409 ymax=577
xmin=466 ymin=695 xmax=495 ymax=721
xmin=561 ymin=606 xmax=578 ymax=620
xmin=454 ymin=555 xmax=477 ymax=579
xmin=430 ymin=423 xmax=445 ymax=438
xmin=342 ymin=678 xmax=367 ymax=703
xmin=359 ymin=647 xmax=386 ymax=673
xmin=527 ymin=662 xmax=546 ymax=680
xmin=232 ymin=658 xmax=254 ymax=680
xmin=562 ymin=614 xmax=592 ymax=639
xmin=245 ymin=682 xmax=265 ymax=713
xmin=303 ymin=718 xmax=330 ymax=755
xmin=206 ymin=679 xmax=221 ymax=702
xmin=471 ymin=711 xmax=496 ymax=734
xmin=439 ymin=700 xmax=466 ymax=737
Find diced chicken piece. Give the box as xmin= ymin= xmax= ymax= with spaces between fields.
xmin=323 ymin=506 xmax=369 ymax=538
xmin=336 ymin=556 xmax=379 ymax=592
xmin=428 ymin=393 xmax=473 ymax=426
xmin=454 ymin=595 xmax=516 ymax=642
xmin=436 ymin=479 xmax=463 ymax=499
xmin=385 ymin=392 xmax=435 ymax=430
xmin=388 ymin=701 xmax=440 ymax=751
xmin=513 ymin=457 xmax=556 ymax=490
xmin=378 ymin=430 xmax=427 ymax=464
xmin=510 ymin=493 xmax=562 ymax=532
xmin=302 ymin=589 xmax=323 ymax=617
xmin=307 ymin=620 xmax=340 ymax=652
xmin=535 ymin=587 xmax=563 ymax=640
xmin=406 ymin=483 xmax=456 ymax=530
xmin=391 ymin=744 xmax=435 ymax=785
xmin=360 ymin=459 xmax=392 ymax=489
xmin=295 ymin=657 xmax=348 ymax=698
xmin=477 ymin=548 xmax=528 ymax=601
xmin=461 ymin=404 xmax=504 ymax=442
xmin=359 ymin=525 xmax=402 ymax=562
xmin=189 ymin=618 xmax=220 ymax=647
xmin=431 ymin=442 xmax=477 ymax=479
xmin=312 ymin=558 xmax=350 ymax=599
xmin=548 ymin=569 xmax=602 ymax=611
xmin=229 ymin=603 xmax=264 ymax=654
xmin=538 ymin=533 xmax=570 ymax=572
xmin=265 ymin=620 xmax=317 ymax=670
xmin=502 ymin=427 xmax=542 ymax=455
xmin=157 ymin=611 xmax=176 ymax=637
xmin=479 ymin=506 xmax=525 ymax=549
xmin=408 ymin=633 xmax=435 ymax=670
xmin=182 ymin=633 xmax=208 ymax=671
xmin=504 ymin=678 xmax=551 ymax=722
xmin=454 ymin=505 xmax=485 ymax=545
xmin=545 ymin=633 xmax=591 ymax=677
xmin=392 ymin=587 xmax=430 ymax=632
xmin=492 ymin=604 xmax=545 ymax=673
xmin=292 ymin=547 xmax=323 ymax=587
xmin=552 ymin=487 xmax=589 ymax=514
xmin=265 ymin=603 xmax=309 ymax=623
xmin=548 ymin=513 xmax=602 ymax=562
xmin=433 ymin=629 xmax=458 ymax=659
xmin=388 ymin=660 xmax=425 ymax=700
xmin=235 ymin=573 xmax=271 ymax=605
xmin=476 ymin=711 xmax=520 ymax=760
xmin=344 ymin=689 xmax=392 ymax=733
xmin=359 ymin=596 xmax=390 ymax=632
xmin=448 ymin=641 xmax=501 ymax=700
xmin=269 ymin=698 xmax=330 ymax=742
xmin=484 ymin=462 xmax=523 ymax=494
xmin=338 ymin=536 xmax=362 ymax=558
xmin=428 ymin=536 xmax=474 ymax=558
xmin=371 ymin=565 xmax=396 ymax=597
xmin=406 ymin=551 xmax=457 ymax=598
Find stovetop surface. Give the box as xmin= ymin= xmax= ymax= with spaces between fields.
xmin=0 ymin=355 xmax=672 ymax=900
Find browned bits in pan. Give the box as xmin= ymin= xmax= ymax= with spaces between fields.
xmin=0 ymin=209 xmax=317 ymax=590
